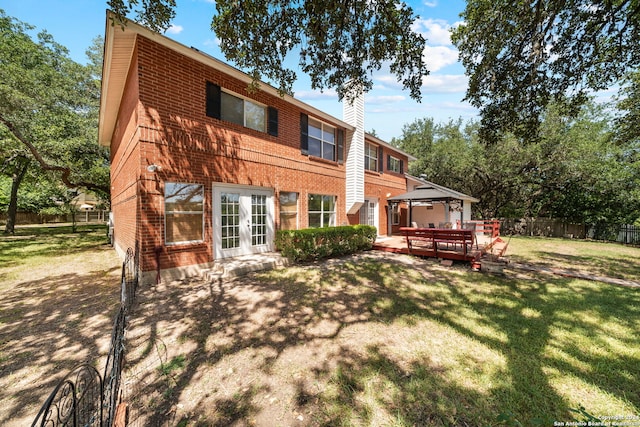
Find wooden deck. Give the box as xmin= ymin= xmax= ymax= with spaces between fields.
xmin=373 ymin=221 xmax=507 ymax=265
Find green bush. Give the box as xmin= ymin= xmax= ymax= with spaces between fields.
xmin=275 ymin=225 xmax=377 ymax=262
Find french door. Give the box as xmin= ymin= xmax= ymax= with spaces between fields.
xmin=213 ymin=185 xmax=274 ymax=258
xmin=360 ymin=198 xmax=378 ymax=231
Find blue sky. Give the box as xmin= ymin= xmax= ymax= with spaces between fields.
xmin=0 ymin=0 xmax=476 ymax=141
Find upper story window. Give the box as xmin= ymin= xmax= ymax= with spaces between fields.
xmin=300 ymin=113 xmax=344 ymax=163
xmin=308 ymin=118 xmax=335 ymax=161
xmin=364 ymin=142 xmax=378 ymax=171
xmin=221 ymin=91 xmax=265 ymax=132
xmin=388 ymin=155 xmax=404 ymax=174
xmin=206 ymin=81 xmax=278 ymax=136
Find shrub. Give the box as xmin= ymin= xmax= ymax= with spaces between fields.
xmin=275 ymin=225 xmax=377 ymax=262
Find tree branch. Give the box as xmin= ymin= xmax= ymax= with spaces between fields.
xmin=0 ymin=114 xmax=110 ymax=194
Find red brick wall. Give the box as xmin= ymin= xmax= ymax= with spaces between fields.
xmin=109 ymin=35 xmax=411 ymax=273
xmin=110 ymin=48 xmax=141 ymax=259
xmin=362 ymin=144 xmax=409 ymax=236
xmin=117 ymin=36 xmax=352 ymax=271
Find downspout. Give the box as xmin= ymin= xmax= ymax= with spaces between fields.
xmin=154 ymin=246 xmax=162 ymax=284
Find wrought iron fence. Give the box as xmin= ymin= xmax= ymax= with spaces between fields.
xmin=31 ymin=247 xmax=138 ymax=427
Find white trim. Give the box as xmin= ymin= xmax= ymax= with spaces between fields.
xmin=213 ymin=184 xmax=274 ymax=259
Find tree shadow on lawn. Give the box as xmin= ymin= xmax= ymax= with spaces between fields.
xmin=0 ymin=228 xmax=108 ymax=271
xmin=125 ymin=253 xmax=640 ymax=426
xmin=509 ymin=249 xmax=640 ymax=281
xmin=0 ymin=267 xmax=121 ymax=426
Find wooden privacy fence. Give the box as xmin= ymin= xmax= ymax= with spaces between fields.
xmin=500 ymin=218 xmax=640 ymax=245
xmin=0 ymin=211 xmax=110 ymax=225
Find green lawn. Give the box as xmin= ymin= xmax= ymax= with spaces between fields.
xmin=1 ymin=228 xmax=638 ymax=426
xmin=0 ymin=223 xmax=109 ymax=287
xmin=124 ymin=237 xmax=640 ymax=426
xmin=505 ymin=235 xmax=640 ymax=281
xmin=282 ymin=255 xmax=639 ymax=425
xmin=0 ymin=223 xmax=121 ymax=426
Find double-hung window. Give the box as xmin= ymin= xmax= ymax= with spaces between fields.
xmin=308 ymin=194 xmax=336 ymax=228
xmin=165 ymin=183 xmax=204 ymax=244
xmin=221 ymin=91 xmax=266 ymax=132
xmin=388 ymin=155 xmax=403 ymax=174
xmin=308 ymin=118 xmax=336 ymax=161
xmin=279 ymin=192 xmax=298 ymax=230
xmin=206 ymin=81 xmax=278 ymax=136
xmin=392 ymin=204 xmax=401 ymax=225
xmin=364 ymin=143 xmax=378 ymax=171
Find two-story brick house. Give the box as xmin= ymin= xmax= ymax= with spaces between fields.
xmin=99 ymin=12 xmax=414 ymax=283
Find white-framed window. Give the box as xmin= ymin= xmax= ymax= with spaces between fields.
xmin=308 ymin=118 xmax=336 ymax=161
xmin=364 ymin=142 xmax=378 ymax=171
xmin=308 ymin=194 xmax=336 ymax=228
xmin=388 ymin=155 xmax=402 ymax=173
xmin=165 ymin=182 xmax=204 ymax=244
xmin=221 ymin=91 xmax=266 ymax=132
xmin=279 ymin=192 xmax=298 ymax=230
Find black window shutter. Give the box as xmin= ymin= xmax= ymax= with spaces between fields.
xmin=206 ymin=81 xmax=221 ymax=119
xmin=300 ymin=113 xmax=309 ymax=155
xmin=378 ymin=147 xmax=384 ymax=173
xmin=400 ymin=159 xmax=404 ymax=174
xmin=336 ymin=128 xmax=344 ymax=163
xmin=387 ymin=154 xmax=391 ymax=170
xmin=268 ymin=107 xmax=278 ymax=136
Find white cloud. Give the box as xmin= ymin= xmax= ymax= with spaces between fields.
xmin=424 ymin=1 xmax=438 ymax=7
xmin=203 ymin=38 xmax=221 ymax=47
xmin=295 ymin=89 xmax=338 ymax=100
xmin=374 ymin=75 xmax=404 ymax=90
xmin=165 ymin=25 xmax=184 ymax=35
xmin=422 ymin=74 xmax=469 ymax=94
xmin=366 ymin=95 xmax=406 ymax=105
xmin=412 ymin=18 xmax=453 ymax=46
xmin=423 ymin=45 xmax=459 ymax=72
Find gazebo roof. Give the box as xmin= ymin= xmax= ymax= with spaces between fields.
xmin=388 ymin=184 xmax=479 ymax=203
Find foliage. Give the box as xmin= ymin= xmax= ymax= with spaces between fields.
xmin=391 ymin=101 xmax=640 ymax=223
xmin=0 ymin=11 xmax=109 ymax=234
xmin=0 ymin=10 xmax=109 ymax=197
xmin=451 ymin=0 xmax=640 ymax=142
xmin=0 ymin=174 xmax=68 ymax=212
xmin=108 ymin=0 xmax=428 ymax=102
xmin=275 ymin=225 xmax=376 ymax=262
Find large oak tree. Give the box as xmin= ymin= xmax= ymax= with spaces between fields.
xmin=107 ymin=0 xmax=429 ymax=102
xmin=0 ymin=11 xmax=109 ymax=233
xmin=451 ymin=0 xmax=640 ymax=142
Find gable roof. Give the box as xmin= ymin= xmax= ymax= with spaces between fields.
xmin=365 ymin=133 xmax=417 ymax=161
xmin=389 ymin=175 xmax=479 ymax=203
xmin=99 ymin=10 xmax=355 ymax=147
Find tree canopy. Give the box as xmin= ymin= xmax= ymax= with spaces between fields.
xmin=392 ymin=102 xmax=640 ymax=225
xmin=451 ymin=0 xmax=640 ymax=142
xmin=0 ymin=10 xmax=109 ymax=232
xmin=107 ymin=0 xmax=429 ymax=102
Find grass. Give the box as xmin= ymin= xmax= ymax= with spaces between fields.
xmin=0 ymin=223 xmax=121 ymax=427
xmin=123 ymin=237 xmax=640 ymax=426
xmin=506 ymin=235 xmax=640 ymax=281
xmin=2 ymin=227 xmax=638 ymax=426
xmin=0 ymin=223 xmax=109 ymax=286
